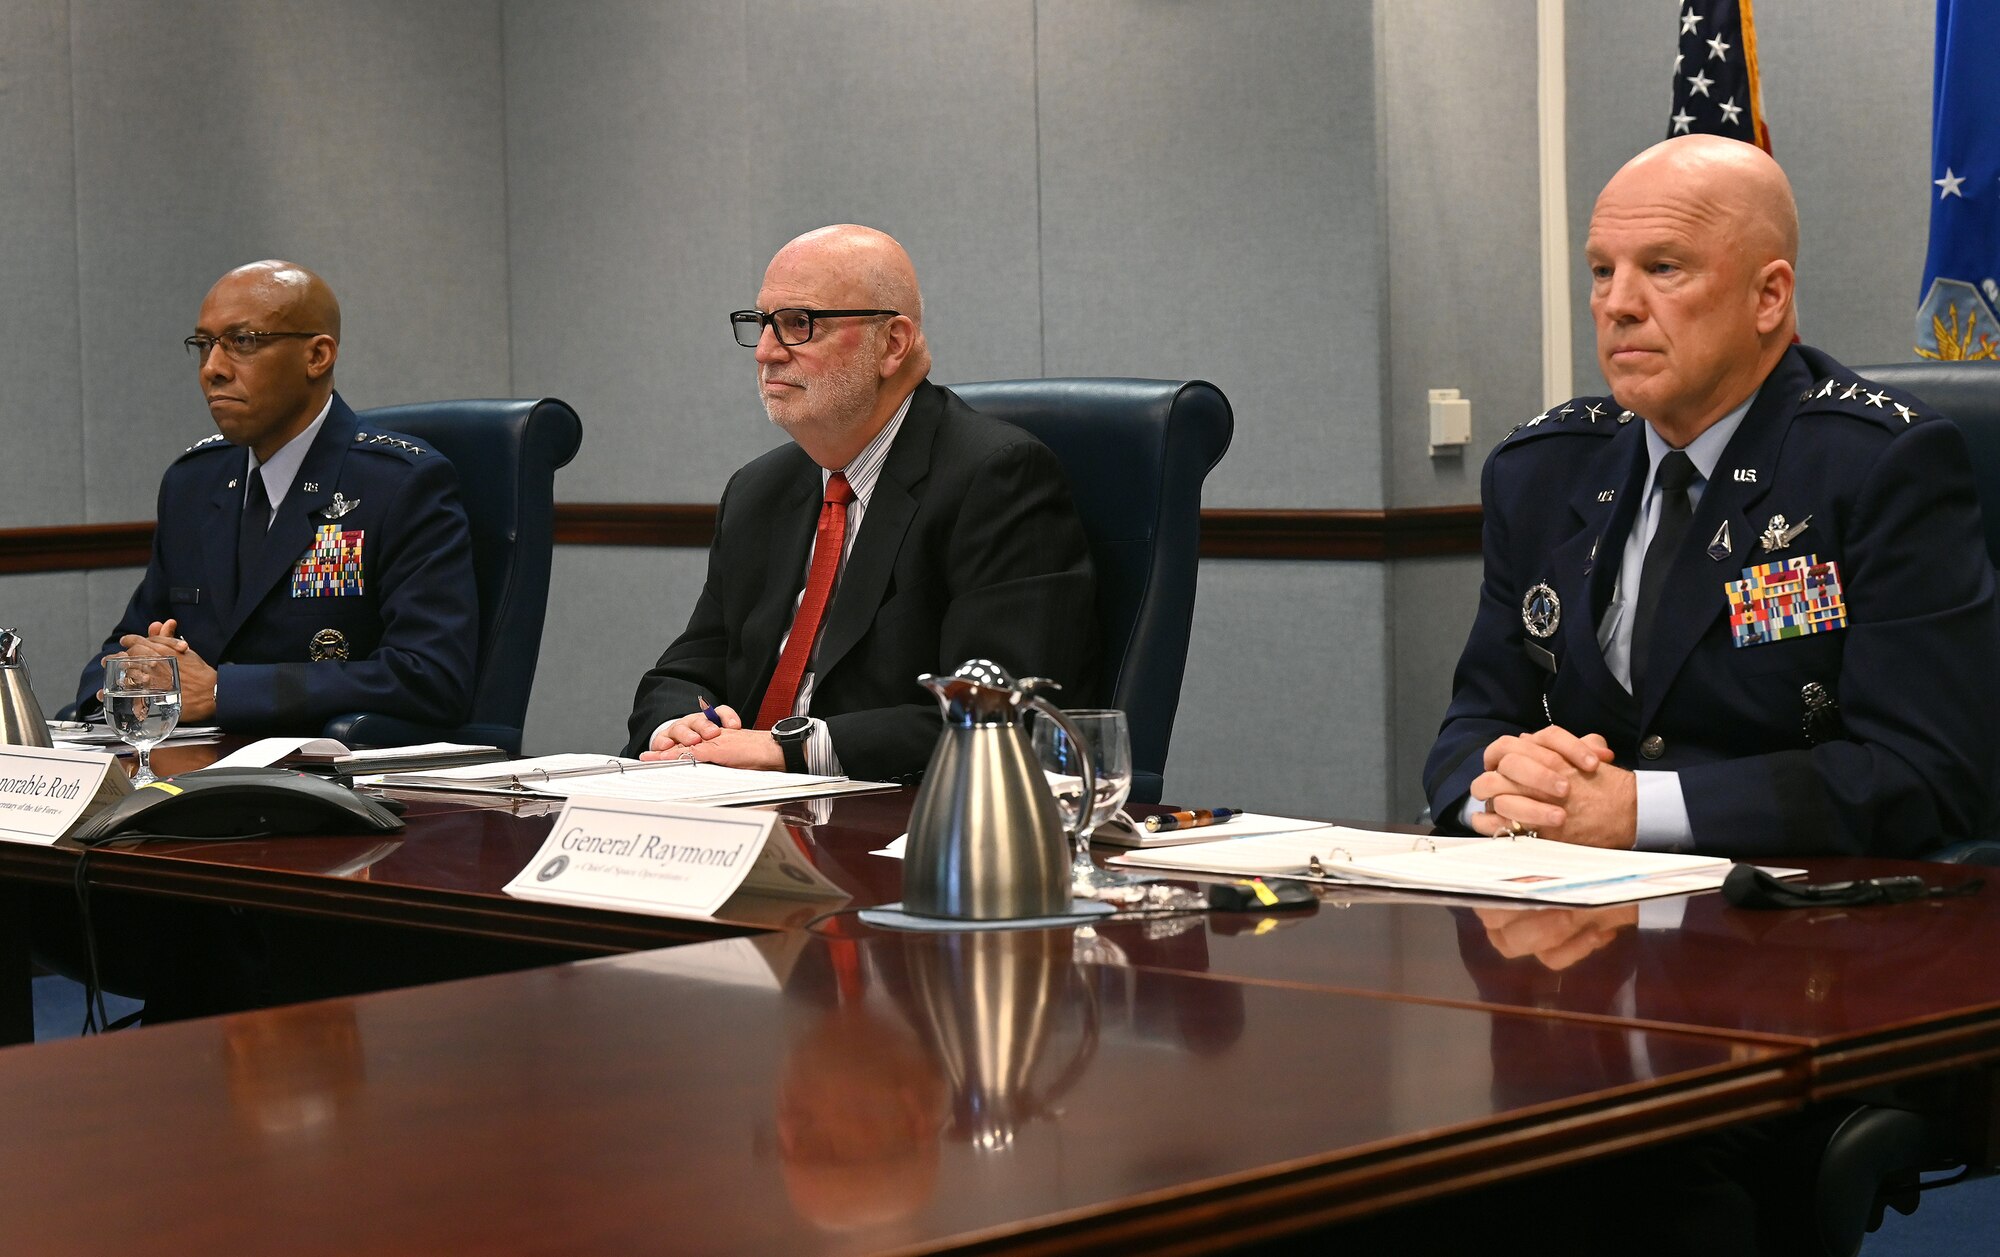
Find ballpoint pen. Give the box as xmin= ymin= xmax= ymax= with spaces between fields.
xmin=698 ymin=695 xmax=723 ymax=724
xmin=1143 ymin=807 xmax=1243 ymax=833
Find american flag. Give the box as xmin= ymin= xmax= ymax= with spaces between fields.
xmin=1668 ymin=1 xmax=1770 ymax=152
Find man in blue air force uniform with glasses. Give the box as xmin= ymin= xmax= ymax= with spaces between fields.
xmin=1426 ymin=135 xmax=2000 ymax=859
xmin=71 ymin=260 xmax=477 ymax=735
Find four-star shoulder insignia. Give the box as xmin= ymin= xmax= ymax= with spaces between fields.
xmin=1501 ymin=397 xmax=1623 ymax=447
xmin=1800 ymin=376 xmax=1931 ymax=432
xmin=354 ymin=431 xmax=428 ymax=457
xmin=181 ymin=432 xmax=228 ymax=454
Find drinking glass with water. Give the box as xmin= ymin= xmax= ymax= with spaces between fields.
xmin=103 ymin=654 xmax=181 ymax=785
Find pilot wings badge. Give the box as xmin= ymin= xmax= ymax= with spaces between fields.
xmin=318 ymin=492 xmax=361 ymax=520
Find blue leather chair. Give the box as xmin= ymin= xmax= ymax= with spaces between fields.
xmin=1858 ymin=360 xmax=2000 ymax=865
xmin=321 ymin=398 xmax=583 ymax=754
xmin=1806 ymin=361 xmax=2000 ymax=1257
xmin=948 ymin=378 xmax=1233 ymax=803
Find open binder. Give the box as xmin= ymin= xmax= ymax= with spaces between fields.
xmin=1111 ymin=824 xmax=1797 ymax=905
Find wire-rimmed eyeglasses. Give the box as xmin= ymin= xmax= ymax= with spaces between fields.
xmin=184 ymin=331 xmax=328 ymax=360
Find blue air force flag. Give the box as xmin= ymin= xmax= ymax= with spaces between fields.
xmin=1669 ymin=2 xmax=1770 ymax=152
xmin=1918 ymin=0 xmax=2000 ymax=360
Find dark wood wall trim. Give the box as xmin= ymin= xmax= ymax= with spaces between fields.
xmin=551 ymin=503 xmax=717 ymax=549
xmin=0 ymin=523 xmax=154 ymax=575
xmin=0 ymin=505 xmax=1483 ymax=575
xmin=1198 ymin=506 xmax=1482 ymax=560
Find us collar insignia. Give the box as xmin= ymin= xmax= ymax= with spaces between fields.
xmin=1522 ymin=582 xmax=1561 ymax=639
xmin=318 ymin=492 xmax=361 ymax=520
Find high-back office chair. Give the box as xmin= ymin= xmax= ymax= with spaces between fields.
xmin=948 ymin=378 xmax=1233 ymax=804
xmin=1808 ymin=361 xmax=2000 ymax=1257
xmin=321 ymin=398 xmax=583 ymax=754
xmin=1859 ymin=361 xmax=2000 ymax=568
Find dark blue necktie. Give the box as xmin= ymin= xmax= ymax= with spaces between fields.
xmin=236 ymin=466 xmax=271 ymax=584
xmin=1631 ymin=450 xmax=1697 ymax=699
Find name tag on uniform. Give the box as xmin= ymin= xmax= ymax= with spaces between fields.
xmin=1725 ymin=555 xmax=1848 ymax=648
xmin=292 ymin=524 xmax=365 ymax=597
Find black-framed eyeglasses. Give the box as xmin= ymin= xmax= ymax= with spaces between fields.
xmin=729 ymin=308 xmax=900 ymax=348
xmin=184 ymin=330 xmax=327 ymax=360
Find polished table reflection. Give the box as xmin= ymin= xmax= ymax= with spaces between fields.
xmin=3 ymin=740 xmax=1999 ymax=1248
xmin=3 ymin=739 xmax=1999 ymax=1102
xmin=0 ymin=924 xmax=1798 ymax=1255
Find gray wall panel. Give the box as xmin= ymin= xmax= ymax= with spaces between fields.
xmin=743 ymin=2 xmax=1043 ymax=390
xmin=523 ymin=547 xmax=710 ymax=756
xmin=0 ymin=574 xmax=93 ymax=713
xmin=503 ymin=0 xmax=762 ymax=501
xmin=1757 ymin=2 xmax=1933 ymax=364
xmin=1563 ymin=3 xmax=1669 ymax=401
xmin=1164 ymin=560 xmax=1388 ymax=821
xmin=1380 ymin=0 xmax=1541 ymax=510
xmin=68 ymin=0 xmax=510 ymax=521
xmin=1386 ymin=554 xmax=1481 ymax=823
xmin=1036 ymin=0 xmax=1383 ymax=509
xmin=503 ymin=1 xmax=1042 ymax=503
xmin=0 ymin=2 xmax=84 ymax=529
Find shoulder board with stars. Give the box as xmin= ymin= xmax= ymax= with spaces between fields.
xmin=352 ymin=431 xmax=429 ymax=458
xmin=174 ymin=432 xmax=231 ymax=460
xmin=1794 ymin=376 xmax=1934 ymax=431
xmin=1499 ymin=396 xmax=1628 ymax=446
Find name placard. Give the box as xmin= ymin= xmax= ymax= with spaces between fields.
xmin=502 ymin=796 xmax=846 ymax=918
xmin=0 ymin=745 xmax=130 ymax=845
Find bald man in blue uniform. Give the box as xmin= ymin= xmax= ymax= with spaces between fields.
xmin=41 ymin=261 xmax=480 ymax=1024
xmin=1425 ymin=135 xmax=2000 ymax=859
xmin=72 ymin=260 xmax=476 ymax=733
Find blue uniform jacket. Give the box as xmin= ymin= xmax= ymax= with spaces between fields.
xmin=75 ymin=394 xmax=478 ymax=733
xmin=1424 ymin=345 xmax=2000 ymax=858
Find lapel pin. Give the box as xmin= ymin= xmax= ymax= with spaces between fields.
xmin=1708 ymin=520 xmax=1732 ymax=561
xmin=319 ymin=492 xmax=361 ymax=520
xmin=1759 ymin=513 xmax=1811 ymax=553
xmin=1522 ymin=582 xmax=1561 ymax=639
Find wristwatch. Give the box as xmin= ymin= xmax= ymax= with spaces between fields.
xmin=771 ymin=715 xmax=814 ymax=773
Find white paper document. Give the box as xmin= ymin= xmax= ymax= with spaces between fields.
xmin=205 ymin=737 xmax=500 ymax=771
xmin=1111 ymin=824 xmax=1758 ymax=905
xmin=362 ymin=753 xmax=888 ymax=807
xmin=1096 ymin=811 xmax=1338 ymax=849
xmin=503 ymin=796 xmax=848 ymax=919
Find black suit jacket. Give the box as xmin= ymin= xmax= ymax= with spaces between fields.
xmin=624 ymin=381 xmax=1099 ymax=780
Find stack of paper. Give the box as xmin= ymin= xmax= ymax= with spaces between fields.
xmin=359 ymin=753 xmax=890 ymax=808
xmin=1111 ymin=823 xmax=1776 ymax=905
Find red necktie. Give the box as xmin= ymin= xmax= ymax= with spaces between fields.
xmin=755 ymin=473 xmax=854 ymax=729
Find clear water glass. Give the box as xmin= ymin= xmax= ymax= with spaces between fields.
xmin=103 ymin=654 xmax=181 ymax=785
xmin=1030 ymin=708 xmax=1135 ymax=895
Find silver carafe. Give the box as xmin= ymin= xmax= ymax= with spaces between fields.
xmin=0 ymin=629 xmax=53 ymax=748
xmin=902 ymin=659 xmax=1094 ymax=920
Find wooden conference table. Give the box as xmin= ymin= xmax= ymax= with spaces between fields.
xmin=0 ymin=743 xmax=1994 ymax=1253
